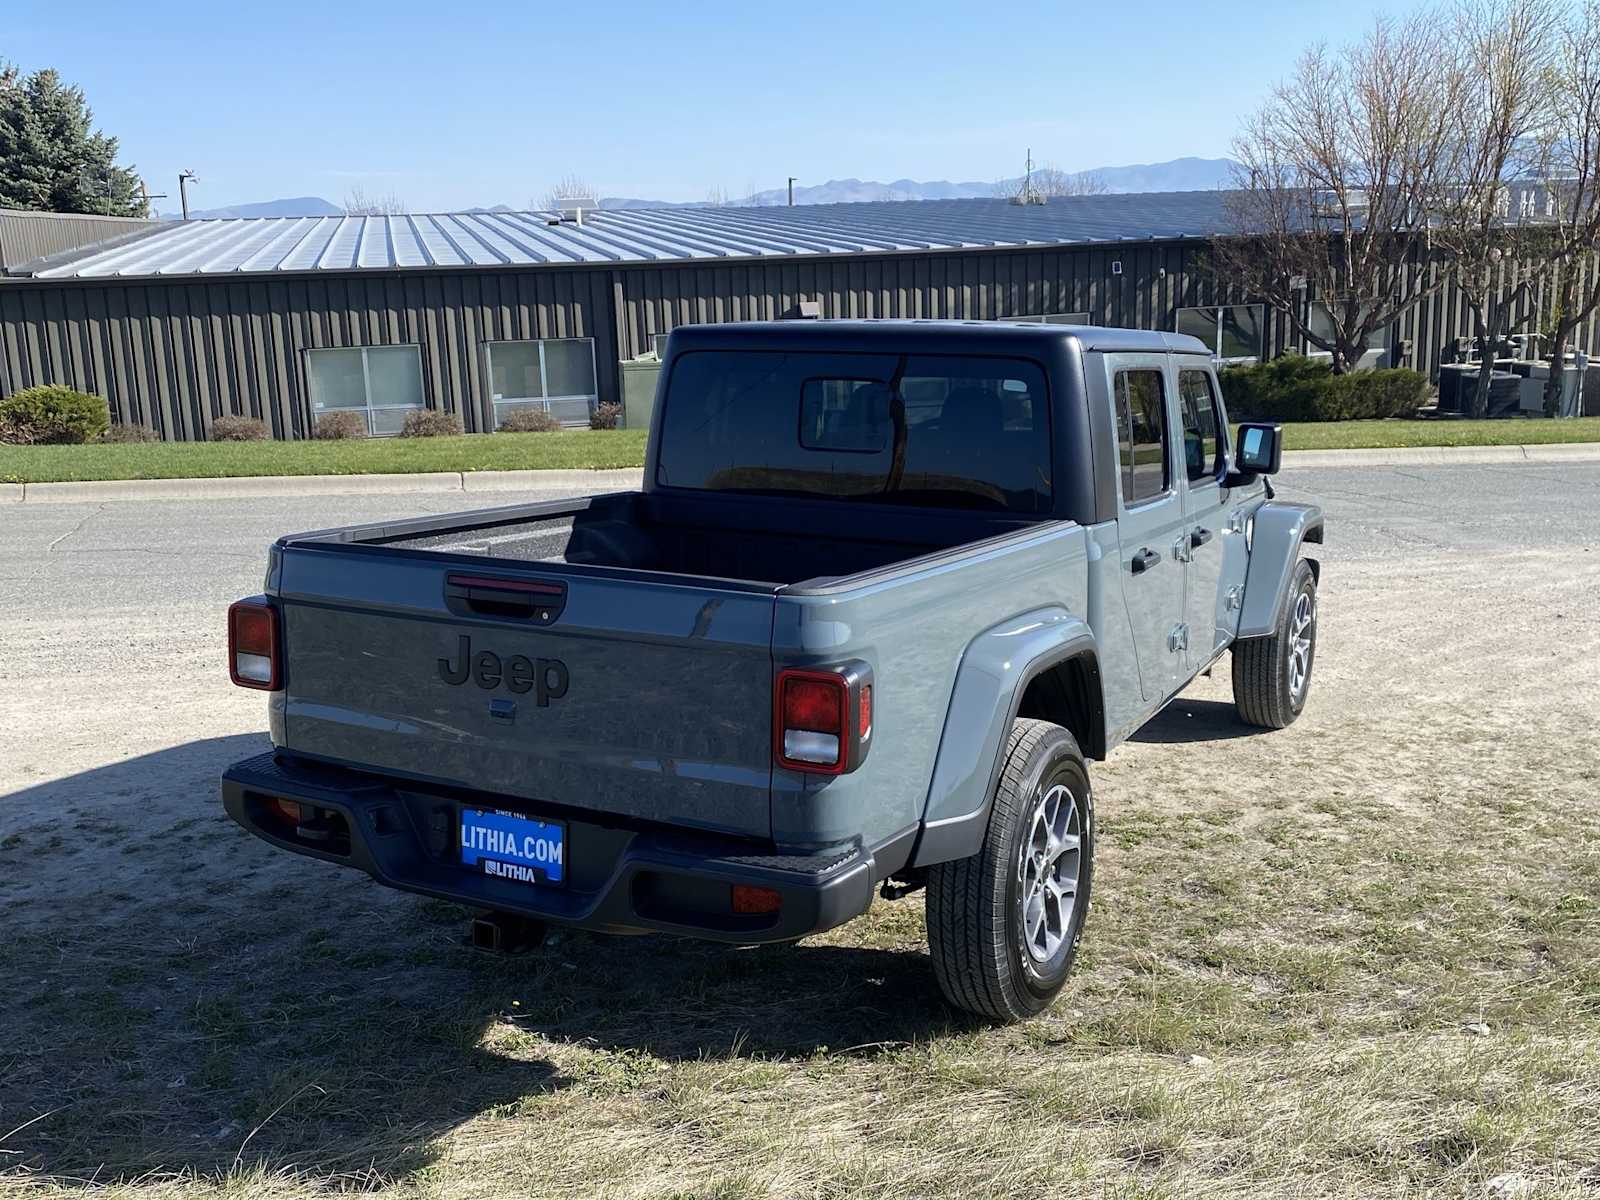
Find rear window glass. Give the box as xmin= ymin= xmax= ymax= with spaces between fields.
xmin=656 ymin=351 xmax=1052 ymax=513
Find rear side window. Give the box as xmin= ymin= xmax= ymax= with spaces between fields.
xmin=1114 ymin=369 xmax=1169 ymax=504
xmin=656 ymin=351 xmax=1053 ymax=513
xmin=1178 ymin=369 xmax=1224 ymax=483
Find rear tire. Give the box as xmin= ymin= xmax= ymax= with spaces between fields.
xmin=926 ymin=719 xmax=1094 ymax=1022
xmin=1233 ymin=558 xmax=1318 ymax=729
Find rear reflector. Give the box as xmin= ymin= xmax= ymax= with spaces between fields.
xmin=267 ymin=798 xmax=302 ymax=826
xmin=731 ymin=885 xmax=782 ymax=914
xmin=228 ymin=599 xmax=281 ymax=691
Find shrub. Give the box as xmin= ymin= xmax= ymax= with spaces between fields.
xmin=210 ymin=415 xmax=269 ymax=441
xmin=99 ymin=423 xmax=160 ymax=444
xmin=1219 ymin=356 xmax=1428 ymax=422
xmin=0 ymin=385 xmax=111 ymax=444
xmin=498 ymin=407 xmax=560 ymax=433
xmin=400 ymin=409 xmax=463 ymax=438
xmin=589 ymin=401 xmax=623 ymax=430
xmin=315 ymin=411 xmax=368 ymax=440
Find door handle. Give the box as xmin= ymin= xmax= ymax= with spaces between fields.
xmin=1190 ymin=527 xmax=1213 ymax=549
xmin=1130 ymin=547 xmax=1161 ymax=574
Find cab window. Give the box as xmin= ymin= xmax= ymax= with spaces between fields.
xmin=1178 ymin=368 xmax=1225 ymax=483
xmin=1113 ymin=369 xmax=1169 ymax=504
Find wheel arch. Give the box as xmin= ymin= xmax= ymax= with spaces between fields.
xmin=1237 ymin=501 xmax=1324 ymax=639
xmin=910 ymin=607 xmax=1102 ymax=869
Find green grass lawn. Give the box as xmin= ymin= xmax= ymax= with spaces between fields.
xmin=1280 ymin=415 xmax=1600 ymax=450
xmin=0 ymin=428 xmax=649 ymax=484
xmin=2 ymin=419 xmax=1597 ymax=485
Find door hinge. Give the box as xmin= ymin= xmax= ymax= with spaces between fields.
xmin=1168 ymin=623 xmax=1190 ymax=654
xmin=1173 ymin=535 xmax=1192 ymax=564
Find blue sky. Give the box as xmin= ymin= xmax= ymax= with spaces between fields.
xmin=9 ymin=0 xmax=1405 ymax=211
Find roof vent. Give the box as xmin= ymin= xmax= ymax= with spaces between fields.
xmin=546 ymin=194 xmax=599 ymax=226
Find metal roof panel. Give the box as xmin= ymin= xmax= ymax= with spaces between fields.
xmin=21 ymin=191 xmax=1238 ymax=280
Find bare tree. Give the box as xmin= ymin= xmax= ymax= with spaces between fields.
xmin=1530 ymin=1 xmax=1600 ymax=414
xmin=997 ymin=162 xmax=1108 ymax=203
xmin=542 ymin=174 xmax=597 ymax=211
xmin=343 ymin=186 xmax=408 ymax=215
xmin=1213 ymin=12 xmax=1460 ymax=373
xmin=703 ymin=184 xmax=732 ymax=207
xmin=1426 ymin=0 xmax=1560 ymax=417
xmin=1034 ymin=166 xmax=1108 ymax=197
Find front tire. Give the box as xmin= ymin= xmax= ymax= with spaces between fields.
xmin=1233 ymin=558 xmax=1318 ymax=729
xmin=926 ymin=719 xmax=1094 ymax=1022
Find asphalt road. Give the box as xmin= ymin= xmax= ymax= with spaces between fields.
xmin=2 ymin=461 xmax=1598 ymax=797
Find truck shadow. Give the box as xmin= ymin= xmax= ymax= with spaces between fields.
xmin=0 ymin=734 xmax=953 ymax=1188
xmin=1128 ymin=697 xmax=1263 ymax=744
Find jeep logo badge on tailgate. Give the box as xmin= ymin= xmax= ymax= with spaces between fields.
xmin=438 ymin=635 xmax=569 ymax=706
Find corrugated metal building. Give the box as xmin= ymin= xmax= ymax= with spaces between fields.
xmin=0 ymin=209 xmax=160 ymax=275
xmin=0 ymin=194 xmax=1580 ymax=440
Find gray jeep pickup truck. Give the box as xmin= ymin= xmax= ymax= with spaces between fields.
xmin=222 ymin=320 xmax=1323 ymax=1022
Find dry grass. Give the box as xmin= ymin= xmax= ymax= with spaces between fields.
xmin=3 ymin=544 xmax=1598 ymax=1196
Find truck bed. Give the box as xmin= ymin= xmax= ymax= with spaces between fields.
xmin=321 ymin=489 xmax=1046 ymax=590
xmin=269 ymin=489 xmax=1065 ymax=843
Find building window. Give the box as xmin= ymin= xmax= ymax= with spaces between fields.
xmin=1006 ymin=312 xmax=1092 ymax=325
xmin=1305 ymin=302 xmax=1389 ymax=364
xmin=1176 ymin=305 xmax=1264 ymax=364
xmin=486 ymin=338 xmax=598 ymax=428
xmin=1113 ymin=369 xmax=1170 ymax=504
xmin=307 ymin=345 xmax=425 ymax=436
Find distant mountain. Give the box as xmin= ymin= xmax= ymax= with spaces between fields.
xmin=153 ymin=158 xmax=1241 ymax=222
xmin=599 ymin=196 xmax=705 ymax=210
xmin=1083 ymin=157 xmax=1237 ymax=193
xmin=159 ymin=196 xmax=342 ymax=221
xmin=600 ymin=157 xmax=1238 ymax=209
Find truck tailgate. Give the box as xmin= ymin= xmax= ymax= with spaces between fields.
xmin=275 ymin=546 xmax=778 ymax=839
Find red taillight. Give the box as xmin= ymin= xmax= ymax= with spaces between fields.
xmin=784 ymin=678 xmax=843 ymax=733
xmin=773 ymin=663 xmax=872 ymax=775
xmin=228 ymin=599 xmax=281 ymax=690
xmin=731 ymin=884 xmax=782 ymax=915
xmin=267 ymin=798 xmax=302 ymax=826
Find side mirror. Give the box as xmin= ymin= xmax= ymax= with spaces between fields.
xmin=1233 ymin=422 xmax=1283 ymax=476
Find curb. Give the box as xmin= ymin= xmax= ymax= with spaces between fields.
xmin=3 ymin=468 xmax=646 ymax=505
xmin=1282 ymin=443 xmax=1600 ymax=468
xmin=4 ymin=443 xmax=1598 ymax=505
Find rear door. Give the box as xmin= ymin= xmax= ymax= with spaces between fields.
xmin=275 ymin=548 xmax=778 ymax=839
xmin=1104 ymin=353 xmax=1190 ymax=702
xmin=1175 ymin=363 xmax=1233 ymax=662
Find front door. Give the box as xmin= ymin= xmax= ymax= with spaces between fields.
xmin=1105 ymin=354 xmax=1189 ymax=702
xmin=1175 ymin=364 xmax=1233 ymax=663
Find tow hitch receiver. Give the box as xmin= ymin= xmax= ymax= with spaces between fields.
xmin=470 ymin=911 xmax=548 ymax=955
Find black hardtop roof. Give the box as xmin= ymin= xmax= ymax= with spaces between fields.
xmin=666 ymin=318 xmax=1212 ymax=357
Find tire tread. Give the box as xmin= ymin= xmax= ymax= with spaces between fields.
xmin=927 ymin=718 xmax=1064 ymax=1022
xmin=1233 ymin=559 xmax=1315 ymax=729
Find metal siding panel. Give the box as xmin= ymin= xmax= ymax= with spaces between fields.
xmin=265 ymin=280 xmax=300 ymax=438
xmin=0 ymin=287 xmax=27 ymax=396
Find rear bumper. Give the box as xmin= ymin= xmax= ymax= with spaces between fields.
xmin=221 ymin=751 xmax=899 ymax=944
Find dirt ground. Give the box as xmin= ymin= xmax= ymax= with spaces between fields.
xmin=2 ymin=462 xmax=1597 ymax=1199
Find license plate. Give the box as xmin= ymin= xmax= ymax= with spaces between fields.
xmin=459 ymin=807 xmax=565 ymax=886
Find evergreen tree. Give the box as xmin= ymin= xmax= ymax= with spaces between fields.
xmin=0 ymin=62 xmax=147 ymax=216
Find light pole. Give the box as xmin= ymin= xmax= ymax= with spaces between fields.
xmin=179 ymin=170 xmax=198 ymax=220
